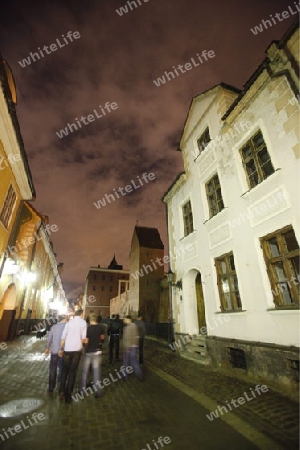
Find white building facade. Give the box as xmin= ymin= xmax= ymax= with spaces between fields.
xmin=163 ymin=22 xmax=299 ymax=392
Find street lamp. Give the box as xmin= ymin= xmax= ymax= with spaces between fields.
xmin=167 ymin=269 xmax=182 ymax=290
xmin=167 ymin=269 xmax=181 ymax=347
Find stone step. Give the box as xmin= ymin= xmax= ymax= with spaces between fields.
xmin=185 ymin=346 xmax=207 ymax=356
xmin=186 ymin=338 xmax=207 ymax=350
xmin=176 ymin=334 xmax=211 ymax=364
xmin=180 ymin=350 xmax=211 ymax=365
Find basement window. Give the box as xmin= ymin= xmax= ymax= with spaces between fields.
xmin=228 ymin=347 xmax=246 ymax=369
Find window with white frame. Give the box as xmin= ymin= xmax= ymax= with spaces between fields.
xmin=205 ymin=173 xmax=224 ymax=218
xmin=197 ymin=127 xmax=211 ymax=154
xmin=261 ymin=226 xmax=299 ymax=307
xmin=182 ymin=200 xmax=194 ymax=236
xmin=240 ymin=131 xmax=274 ymax=189
xmin=215 ymin=252 xmax=242 ymax=311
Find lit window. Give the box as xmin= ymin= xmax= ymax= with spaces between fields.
xmin=215 ymin=252 xmax=242 ymax=311
xmin=205 ymin=173 xmax=224 ymax=218
xmin=240 ymin=131 xmax=274 ymax=189
xmin=261 ymin=226 xmax=300 ymax=307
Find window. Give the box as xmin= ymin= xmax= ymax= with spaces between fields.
xmin=101 ymin=286 xmax=104 ymax=292
xmin=240 ymin=131 xmax=274 ymax=188
xmin=110 ymin=275 xmax=114 ymax=281
xmin=94 ymin=274 xmax=97 ymax=280
xmin=0 ymin=185 xmax=17 ymax=229
xmin=215 ymin=252 xmax=242 ymax=311
xmin=206 ymin=174 xmax=224 ymax=217
xmin=197 ymin=127 xmax=211 ymax=154
xmin=109 ymin=286 xmax=113 ymax=292
xmin=182 ymin=200 xmax=194 ymax=236
xmin=92 ymin=286 xmax=96 ymax=291
xmin=102 ymin=275 xmax=105 ymax=280
xmin=261 ymin=226 xmax=299 ymax=307
xmin=229 ymin=348 xmax=246 ymax=370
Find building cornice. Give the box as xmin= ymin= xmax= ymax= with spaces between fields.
xmin=161 ymin=172 xmax=186 ymax=204
xmin=0 ymin=57 xmax=35 ymax=199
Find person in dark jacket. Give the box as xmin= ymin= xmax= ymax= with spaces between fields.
xmin=108 ymin=314 xmax=123 ymax=363
xmin=134 ymin=312 xmax=146 ymax=364
xmin=81 ymin=313 xmax=105 ymax=398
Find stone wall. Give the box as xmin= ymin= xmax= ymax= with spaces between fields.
xmin=206 ymin=335 xmax=299 ymax=394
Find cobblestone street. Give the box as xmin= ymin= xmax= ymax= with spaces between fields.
xmin=0 ymin=336 xmax=298 ymax=450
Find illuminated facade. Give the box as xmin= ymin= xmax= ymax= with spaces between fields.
xmin=0 ymin=58 xmax=66 ymax=340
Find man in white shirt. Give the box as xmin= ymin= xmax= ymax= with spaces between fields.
xmin=58 ymin=309 xmax=87 ymax=403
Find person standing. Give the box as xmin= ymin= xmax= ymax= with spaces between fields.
xmin=134 ymin=312 xmax=146 ymax=364
xmin=108 ymin=314 xmax=123 ymax=363
xmin=58 ymin=309 xmax=87 ymax=403
xmin=122 ymin=316 xmax=143 ymax=380
xmin=81 ymin=313 xmax=106 ymax=398
xmin=45 ymin=315 xmax=68 ymax=393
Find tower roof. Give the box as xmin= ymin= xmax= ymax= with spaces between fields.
xmin=134 ymin=226 xmax=164 ymax=250
xmin=108 ymin=254 xmax=123 ymax=270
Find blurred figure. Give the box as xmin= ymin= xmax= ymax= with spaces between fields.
xmin=45 ymin=315 xmax=68 ymax=393
xmin=134 ymin=312 xmax=146 ymax=364
xmin=122 ymin=316 xmax=143 ymax=380
xmin=81 ymin=313 xmax=106 ymax=398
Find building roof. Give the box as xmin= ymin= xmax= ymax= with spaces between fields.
xmin=108 ymin=254 xmax=123 ymax=270
xmin=176 ymin=83 xmax=241 ymax=152
xmin=222 ymin=18 xmax=299 ymax=120
xmin=134 ymin=226 xmax=164 ymax=250
xmin=86 ymin=267 xmax=129 ymax=281
xmin=161 ymin=171 xmax=186 ymax=203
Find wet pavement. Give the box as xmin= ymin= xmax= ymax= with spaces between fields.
xmin=0 ymin=336 xmax=298 ymax=450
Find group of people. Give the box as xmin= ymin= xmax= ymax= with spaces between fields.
xmin=45 ymin=309 xmax=146 ymax=403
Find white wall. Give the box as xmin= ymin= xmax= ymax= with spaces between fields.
xmin=167 ymin=78 xmax=300 ymax=347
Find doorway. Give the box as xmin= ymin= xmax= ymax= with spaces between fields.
xmin=195 ymin=273 xmax=206 ymax=334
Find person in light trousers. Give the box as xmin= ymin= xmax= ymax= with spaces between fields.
xmin=81 ymin=313 xmax=106 ymax=398
xmin=45 ymin=315 xmax=68 ymax=392
xmin=122 ymin=315 xmax=143 ymax=380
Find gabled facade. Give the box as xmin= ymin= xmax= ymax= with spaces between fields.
xmin=163 ymin=21 xmax=300 ymax=391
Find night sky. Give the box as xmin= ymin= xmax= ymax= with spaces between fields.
xmin=0 ymin=0 xmax=296 ymax=300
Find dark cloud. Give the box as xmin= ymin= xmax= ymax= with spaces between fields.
xmin=0 ymin=0 xmax=295 ymax=296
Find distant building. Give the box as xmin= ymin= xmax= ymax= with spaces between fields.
xmin=127 ymin=226 xmax=164 ymax=321
xmin=163 ymin=21 xmax=299 ymax=392
xmin=83 ymin=255 xmax=129 ymax=319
